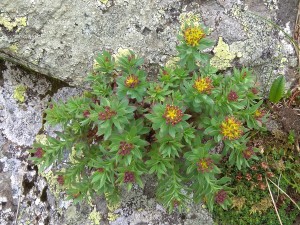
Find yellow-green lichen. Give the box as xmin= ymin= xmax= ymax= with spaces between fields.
xmin=105 ymin=193 xmax=120 ymax=221
xmin=69 ymin=146 xmax=81 ymax=164
xmin=0 ymin=15 xmax=27 ymax=32
xmin=35 ymin=134 xmax=48 ymax=145
xmin=40 ymin=169 xmax=65 ymax=199
xmin=99 ymin=0 xmax=109 ymax=4
xmin=13 ymin=85 xmax=27 ymax=103
xmin=93 ymin=60 xmax=100 ymax=71
xmin=113 ymin=48 xmax=133 ymax=66
xmin=114 ymin=48 xmax=132 ymax=58
xmin=210 ymin=37 xmax=236 ymax=70
xmin=108 ymin=212 xmax=119 ymax=222
xmin=65 ymin=205 xmax=78 ymax=222
xmin=9 ymin=44 xmax=18 ymax=53
xmin=165 ymin=57 xmax=180 ymax=69
xmin=88 ymin=208 xmax=101 ymax=225
xmin=179 ymin=12 xmax=200 ymax=29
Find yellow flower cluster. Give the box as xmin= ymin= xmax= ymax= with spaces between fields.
xmin=193 ymin=77 xmax=213 ymax=94
xmin=220 ymin=116 xmax=243 ymax=140
xmin=125 ymin=74 xmax=139 ymax=88
xmin=163 ymin=105 xmax=183 ymax=125
xmin=197 ymin=158 xmax=213 ymax=173
xmin=184 ymin=27 xmax=205 ymax=46
xmin=254 ymin=109 xmax=264 ymax=119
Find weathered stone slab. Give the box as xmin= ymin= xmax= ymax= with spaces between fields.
xmin=0 ymin=0 xmax=298 ymax=86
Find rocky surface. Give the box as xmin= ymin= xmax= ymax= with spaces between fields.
xmin=0 ymin=0 xmax=298 ymax=86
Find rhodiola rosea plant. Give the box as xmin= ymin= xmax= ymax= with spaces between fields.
xmin=31 ymin=16 xmax=267 ymax=212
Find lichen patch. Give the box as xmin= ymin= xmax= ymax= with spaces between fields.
xmin=0 ymin=15 xmax=27 ymax=32
xmin=210 ymin=37 xmax=236 ymax=70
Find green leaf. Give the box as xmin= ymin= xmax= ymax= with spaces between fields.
xmin=204 ymin=126 xmax=219 ymax=136
xmin=168 ymin=126 xmax=176 ymax=138
xmin=269 ymin=75 xmax=285 ymax=103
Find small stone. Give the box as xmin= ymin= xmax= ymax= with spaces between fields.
xmin=0 ymin=196 xmax=8 ymax=203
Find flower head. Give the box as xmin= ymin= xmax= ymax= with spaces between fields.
xmin=34 ymin=147 xmax=44 ymax=158
xmin=118 ymin=141 xmax=134 ymax=156
xmin=243 ymin=147 xmax=255 ymax=159
xmin=193 ymin=77 xmax=213 ymax=94
xmin=197 ymin=158 xmax=214 ymax=173
xmin=227 ymin=90 xmax=238 ymax=101
xmin=183 ymin=27 xmax=206 ymax=46
xmin=251 ymin=165 xmax=258 ymax=171
xmin=124 ymin=171 xmax=135 ymax=183
xmin=98 ymin=106 xmax=117 ymax=120
xmin=254 ymin=109 xmax=265 ymax=119
xmin=258 ymin=182 xmax=267 ymax=190
xmin=83 ymin=110 xmax=90 ymax=118
xmin=57 ymin=175 xmax=64 ymax=185
xmin=215 ymin=190 xmax=227 ymax=204
xmin=256 ymin=174 xmax=263 ymax=181
xmin=251 ymin=87 xmax=259 ymax=95
xmin=220 ymin=116 xmax=243 ymax=140
xmin=125 ymin=74 xmax=139 ymax=88
xmin=266 ymin=172 xmax=274 ymax=178
xmin=163 ymin=105 xmax=183 ymax=125
xmin=260 ymin=162 xmax=269 ymax=170
xmin=236 ymin=173 xmax=242 ymax=181
xmin=173 ymin=199 xmax=180 ymax=208
xmin=245 ymin=173 xmax=252 ymax=181
xmin=97 ymin=168 xmax=104 ymax=173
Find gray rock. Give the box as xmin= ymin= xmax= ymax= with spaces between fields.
xmin=0 ymin=0 xmax=298 ymax=86
xmin=0 ymin=61 xmax=52 ymax=146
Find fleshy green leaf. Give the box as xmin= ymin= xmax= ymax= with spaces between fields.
xmin=269 ymin=75 xmax=285 ymax=103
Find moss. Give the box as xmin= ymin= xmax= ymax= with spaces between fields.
xmin=13 ymin=85 xmax=27 ymax=103
xmin=210 ymin=37 xmax=236 ymax=70
xmin=0 ymin=15 xmax=27 ymax=32
xmin=88 ymin=208 xmax=101 ymax=225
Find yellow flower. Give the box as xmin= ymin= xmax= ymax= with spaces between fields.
xmin=125 ymin=75 xmax=139 ymax=88
xmin=220 ymin=116 xmax=243 ymax=140
xmin=193 ymin=77 xmax=213 ymax=94
xmin=163 ymin=105 xmax=183 ymax=125
xmin=197 ymin=158 xmax=213 ymax=173
xmin=254 ymin=109 xmax=265 ymax=119
xmin=184 ymin=27 xmax=205 ymax=46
